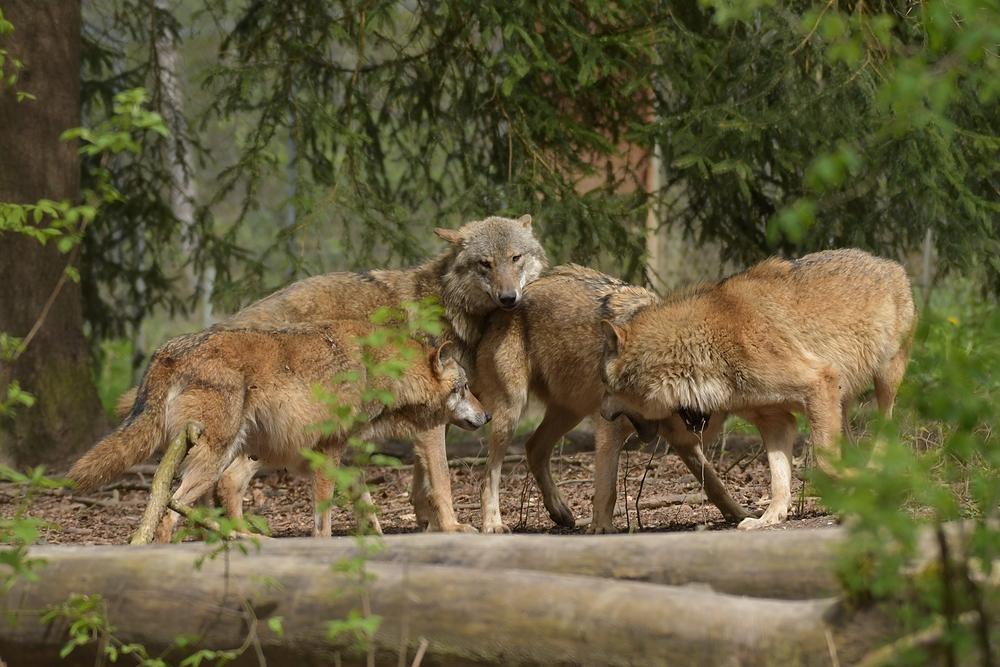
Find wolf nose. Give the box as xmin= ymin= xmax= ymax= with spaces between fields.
xmin=498 ymin=292 xmax=518 ymax=308
xmin=483 ymin=412 xmax=492 ymax=424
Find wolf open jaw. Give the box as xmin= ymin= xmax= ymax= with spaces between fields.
xmin=101 ymin=214 xmax=546 ymax=533
xmin=599 ymin=249 xmax=917 ymax=530
xmin=68 ymin=325 xmax=490 ymax=542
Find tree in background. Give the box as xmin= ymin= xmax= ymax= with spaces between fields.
xmin=658 ymin=0 xmax=1000 ymax=286
xmin=0 ymin=1 xmax=109 ymax=470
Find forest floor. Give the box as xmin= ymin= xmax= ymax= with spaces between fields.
xmin=2 ymin=423 xmax=838 ymax=546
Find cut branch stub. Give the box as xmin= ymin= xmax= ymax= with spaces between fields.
xmin=129 ymin=421 xmax=203 ymax=546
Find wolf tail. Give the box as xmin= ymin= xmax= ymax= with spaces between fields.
xmin=68 ymin=376 xmax=172 ymax=492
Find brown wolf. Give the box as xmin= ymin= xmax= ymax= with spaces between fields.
xmin=473 ymin=265 xmax=752 ymax=533
xmin=599 ymin=249 xmax=917 ymax=529
xmin=115 ymin=214 xmax=546 ymax=533
xmin=69 ymin=324 xmax=491 ymax=541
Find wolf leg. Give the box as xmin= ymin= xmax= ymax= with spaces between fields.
xmin=663 ymin=412 xmax=754 ymax=523
xmin=480 ymin=404 xmax=522 ymax=534
xmin=216 ymin=456 xmax=261 ymax=523
xmin=524 ymin=407 xmax=584 ymax=529
xmin=154 ymin=390 xmax=244 ymax=543
xmin=412 ymin=426 xmax=475 ymax=533
xmin=874 ymin=350 xmax=909 ymax=419
xmin=804 ymin=363 xmax=844 ymax=476
xmin=312 ymin=446 xmax=343 ymax=538
xmin=868 ymin=350 xmax=910 ymax=464
xmin=313 ymin=466 xmax=333 ymax=538
xmin=313 ymin=444 xmax=382 ymax=537
xmin=739 ymin=409 xmax=797 ymax=530
xmin=356 ymin=487 xmax=383 ymax=536
xmin=589 ymin=416 xmax=632 ymax=534
xmin=155 ymin=437 xmax=240 ymax=543
xmin=473 ymin=317 xmax=530 ymax=534
xmin=410 ymin=452 xmax=431 ymax=529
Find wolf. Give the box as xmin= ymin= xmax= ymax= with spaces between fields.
xmin=598 ymin=249 xmax=917 ymax=530
xmin=114 ymin=214 xmax=547 ymax=533
xmin=69 ymin=324 xmax=491 ymax=541
xmin=473 ymin=264 xmax=753 ymax=533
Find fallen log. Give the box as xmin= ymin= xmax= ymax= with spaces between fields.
xmin=0 ymin=538 xmax=841 ymax=667
xmin=284 ymin=528 xmax=846 ymax=600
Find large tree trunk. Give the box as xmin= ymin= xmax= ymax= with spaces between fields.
xmin=0 ymin=1 xmax=109 ymax=470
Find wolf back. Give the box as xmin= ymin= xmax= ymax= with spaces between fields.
xmin=599 ymin=248 xmax=917 ymax=529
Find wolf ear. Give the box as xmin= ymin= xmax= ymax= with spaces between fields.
xmin=600 ymin=320 xmax=626 ymax=356
xmin=516 ymin=214 xmax=532 ymax=229
xmin=432 ymin=341 xmax=456 ymax=376
xmin=434 ymin=227 xmax=464 ymax=245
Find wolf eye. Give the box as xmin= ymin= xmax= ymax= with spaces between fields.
xmin=479 ymin=260 xmax=492 ymax=269
xmin=511 ymin=254 xmax=522 ymax=262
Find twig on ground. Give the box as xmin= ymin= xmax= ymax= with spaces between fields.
xmin=68 ymin=496 xmax=144 ymax=509
xmin=167 ymin=497 xmax=222 ymax=534
xmin=634 ymin=439 xmax=663 ymax=532
xmin=411 ymin=637 xmax=429 ymax=667
xmin=574 ymin=495 xmax=704 ymax=527
xmin=854 ymin=611 xmax=980 ymax=667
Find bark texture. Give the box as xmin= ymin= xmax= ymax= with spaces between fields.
xmin=0 ymin=0 xmax=109 ymax=470
xmin=0 ymin=535 xmax=844 ymax=667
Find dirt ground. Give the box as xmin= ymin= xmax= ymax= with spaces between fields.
xmin=1 ymin=423 xmax=838 ymax=546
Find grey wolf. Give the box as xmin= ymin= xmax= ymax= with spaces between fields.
xmin=69 ymin=324 xmax=491 ymax=541
xmin=115 ymin=214 xmax=547 ymax=533
xmin=473 ymin=264 xmax=752 ymax=533
xmin=599 ymin=249 xmax=917 ymax=529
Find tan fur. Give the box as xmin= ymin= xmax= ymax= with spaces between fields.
xmin=599 ymin=249 xmax=917 ymax=530
xmin=114 ymin=214 xmax=546 ymax=533
xmin=473 ymin=265 xmax=752 ymax=533
xmin=69 ymin=325 xmax=490 ymax=541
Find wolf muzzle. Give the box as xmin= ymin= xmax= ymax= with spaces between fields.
xmin=497 ymin=290 xmax=520 ymax=309
xmin=455 ymin=411 xmax=491 ymax=431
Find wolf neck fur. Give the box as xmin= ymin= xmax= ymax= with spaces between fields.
xmin=400 ymin=250 xmax=492 ymax=364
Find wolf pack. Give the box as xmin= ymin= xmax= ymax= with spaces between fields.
xmin=68 ymin=214 xmax=917 ymax=540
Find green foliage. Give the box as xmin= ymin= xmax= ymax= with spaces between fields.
xmin=39 ymin=592 xmax=242 ymax=666
xmin=695 ymin=0 xmax=1000 ymax=282
xmin=94 ymin=338 xmax=135 ymax=419
xmin=0 ymin=88 xmax=165 ymax=253
xmin=64 ymin=0 xmax=1000 ymax=347
xmin=304 ymin=299 xmax=444 ymax=656
xmin=174 ymin=506 xmax=269 ymax=569
xmin=814 ymin=282 xmax=1000 ymax=663
xmin=0 ymin=87 xmax=167 ymax=423
xmin=0 ymin=7 xmax=31 ymax=101
xmin=0 ymin=465 xmax=65 ymax=596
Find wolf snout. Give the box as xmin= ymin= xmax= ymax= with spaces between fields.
xmin=599 ymin=393 xmax=622 ymax=422
xmin=497 ymin=291 xmax=519 ymax=309
xmin=456 ymin=411 xmax=491 ymax=431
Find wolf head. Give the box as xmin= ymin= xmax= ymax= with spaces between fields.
xmin=436 ymin=214 xmax=547 ymax=313
xmin=597 ymin=319 xmax=661 ymax=443
xmin=431 ymin=342 xmax=492 ymax=431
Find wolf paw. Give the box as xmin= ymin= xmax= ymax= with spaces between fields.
xmin=586 ymin=523 xmax=618 ymax=535
xmin=721 ymin=505 xmax=759 ymax=523
xmin=738 ymin=515 xmax=782 ymax=531
xmin=482 ymin=522 xmax=512 ymax=534
xmin=548 ymin=503 xmax=576 ymax=528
